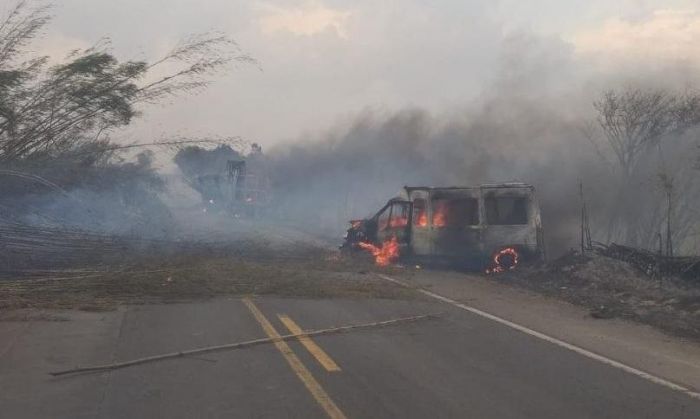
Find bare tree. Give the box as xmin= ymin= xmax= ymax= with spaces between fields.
xmin=593 ymin=89 xmax=676 ymax=178
xmin=588 ymin=87 xmax=700 ymax=251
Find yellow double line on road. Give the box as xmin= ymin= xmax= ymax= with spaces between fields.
xmin=242 ymin=298 xmax=346 ymax=419
xmin=278 ymin=314 xmax=341 ymax=372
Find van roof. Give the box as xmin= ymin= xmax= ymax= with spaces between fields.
xmin=404 ymin=182 xmax=533 ymax=193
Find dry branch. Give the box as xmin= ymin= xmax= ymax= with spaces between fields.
xmin=50 ymin=312 xmax=439 ymax=376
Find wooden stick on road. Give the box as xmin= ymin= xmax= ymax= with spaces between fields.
xmin=50 ymin=312 xmax=440 ymax=377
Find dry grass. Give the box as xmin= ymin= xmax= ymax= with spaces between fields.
xmin=0 ymin=241 xmax=415 ymax=312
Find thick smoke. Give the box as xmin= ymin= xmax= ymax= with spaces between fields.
xmin=268 ymin=105 xmax=598 ymax=256
xmin=267 ymin=33 xmax=700 ymax=257
xmin=5 ymin=19 xmax=697 ymax=260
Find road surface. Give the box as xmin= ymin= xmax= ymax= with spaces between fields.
xmin=2 ymin=276 xmax=700 ymax=418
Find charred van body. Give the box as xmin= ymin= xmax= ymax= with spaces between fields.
xmin=343 ymin=183 xmax=545 ymax=270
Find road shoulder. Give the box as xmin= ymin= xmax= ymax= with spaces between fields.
xmin=389 ymin=268 xmax=700 ymax=393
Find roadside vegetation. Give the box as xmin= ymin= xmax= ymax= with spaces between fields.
xmin=0 ymin=1 xmax=253 ymax=237
xmin=0 ymin=240 xmax=414 ymax=313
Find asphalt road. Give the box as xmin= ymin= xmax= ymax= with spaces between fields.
xmin=2 ymin=291 xmax=700 ymax=419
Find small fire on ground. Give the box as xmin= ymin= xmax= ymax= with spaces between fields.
xmin=358 ymin=236 xmax=400 ymax=266
xmin=486 ymin=247 xmax=519 ymax=274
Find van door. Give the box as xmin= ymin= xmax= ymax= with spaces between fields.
xmin=410 ymin=196 xmax=430 ymax=257
xmin=376 ymin=200 xmax=412 ymax=249
xmin=430 ymin=194 xmax=482 ymax=262
xmin=481 ymin=191 xmax=536 ymax=256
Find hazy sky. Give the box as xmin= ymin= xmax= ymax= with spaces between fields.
xmin=27 ymin=0 xmax=700 ymax=146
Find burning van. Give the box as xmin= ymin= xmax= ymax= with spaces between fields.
xmin=343 ymin=183 xmax=545 ymax=271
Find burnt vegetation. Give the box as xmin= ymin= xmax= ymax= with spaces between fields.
xmin=0 ymin=1 xmax=255 ymax=273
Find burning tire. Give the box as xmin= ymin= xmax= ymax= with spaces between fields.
xmin=486 ymin=247 xmax=520 ymax=274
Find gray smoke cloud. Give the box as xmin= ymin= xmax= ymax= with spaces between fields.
xmin=10 ymin=2 xmax=700 ymax=259
xmin=266 ymin=31 xmax=700 ymax=257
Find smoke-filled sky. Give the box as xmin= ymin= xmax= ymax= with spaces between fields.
xmin=28 ymin=0 xmax=700 ymax=146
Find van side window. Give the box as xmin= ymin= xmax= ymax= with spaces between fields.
xmin=412 ymin=199 xmax=428 ymax=227
xmin=485 ymin=196 xmax=528 ymax=225
xmin=432 ymin=198 xmax=479 ymax=227
xmin=389 ymin=202 xmax=409 ymax=228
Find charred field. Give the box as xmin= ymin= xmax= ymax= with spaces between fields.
xmin=0 ymin=232 xmax=417 ymax=313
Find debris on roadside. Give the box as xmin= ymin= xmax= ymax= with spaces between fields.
xmin=500 ymin=249 xmax=700 ymax=340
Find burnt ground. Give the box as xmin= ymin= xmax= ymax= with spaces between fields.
xmin=0 ymin=240 xmax=417 ymax=314
xmin=496 ymin=251 xmax=700 ymax=341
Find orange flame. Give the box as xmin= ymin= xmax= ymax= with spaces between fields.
xmin=433 ymin=212 xmax=446 ymax=227
xmin=432 ymin=201 xmax=449 ymax=227
xmin=358 ymin=236 xmax=400 ymax=266
xmin=486 ymin=247 xmax=519 ymax=274
xmin=416 ymin=211 xmax=428 ymax=227
xmin=389 ymin=215 xmax=408 ymax=228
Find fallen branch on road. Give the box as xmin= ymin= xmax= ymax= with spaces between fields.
xmin=50 ymin=312 xmax=440 ymax=377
